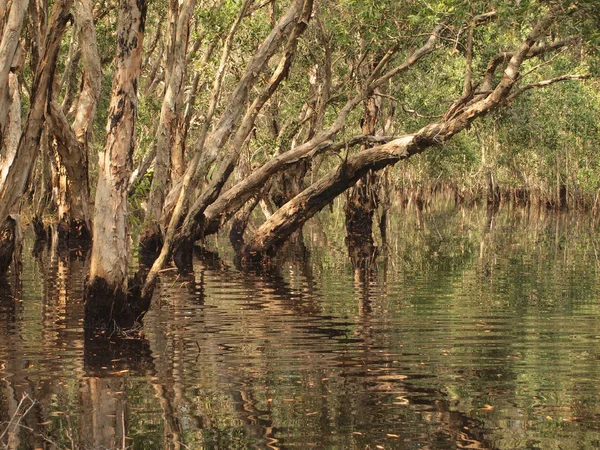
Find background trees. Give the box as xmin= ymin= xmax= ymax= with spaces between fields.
xmin=0 ymin=0 xmax=597 ymax=328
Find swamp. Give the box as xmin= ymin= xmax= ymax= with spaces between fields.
xmin=0 ymin=0 xmax=600 ymax=448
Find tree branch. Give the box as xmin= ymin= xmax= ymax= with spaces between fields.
xmin=507 ymin=74 xmax=590 ymax=102
xmin=481 ymin=37 xmax=578 ymax=91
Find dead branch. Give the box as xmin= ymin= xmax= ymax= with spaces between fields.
xmin=0 ymin=393 xmax=36 ymax=446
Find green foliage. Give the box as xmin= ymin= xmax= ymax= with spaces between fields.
xmin=32 ymin=0 xmax=600 ymax=230
xmin=129 ymin=171 xmax=153 ymax=234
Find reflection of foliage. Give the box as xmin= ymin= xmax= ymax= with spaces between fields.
xmin=6 ymin=202 xmax=600 ymax=448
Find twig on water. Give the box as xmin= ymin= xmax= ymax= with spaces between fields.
xmin=0 ymin=393 xmax=36 ymax=447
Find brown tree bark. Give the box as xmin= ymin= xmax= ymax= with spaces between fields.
xmin=197 ymin=22 xmax=444 ymax=240
xmin=85 ymin=0 xmax=147 ymax=331
xmin=345 ymin=89 xmax=381 ymax=266
xmin=0 ymin=0 xmax=27 ymax=129
xmin=42 ymin=0 xmax=101 ymax=240
xmin=170 ymin=0 xmax=314 ymax=272
xmin=0 ymin=72 xmax=21 ymax=192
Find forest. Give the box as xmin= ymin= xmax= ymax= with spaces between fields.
xmin=0 ymin=0 xmax=598 ymax=332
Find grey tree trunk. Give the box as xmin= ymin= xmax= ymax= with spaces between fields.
xmin=141 ymin=0 xmax=314 ymax=298
xmin=43 ymin=0 xmax=100 ymax=240
xmin=240 ymin=11 xmax=559 ymax=262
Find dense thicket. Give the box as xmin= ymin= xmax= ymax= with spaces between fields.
xmin=0 ymin=0 xmax=598 ymax=330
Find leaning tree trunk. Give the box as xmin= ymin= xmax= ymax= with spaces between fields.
xmin=169 ymin=0 xmax=313 ymax=273
xmin=140 ymin=0 xmax=313 ymax=298
xmin=85 ymin=0 xmax=147 ymax=331
xmin=197 ymin=22 xmax=445 ymax=242
xmin=240 ymin=10 xmax=560 ymax=263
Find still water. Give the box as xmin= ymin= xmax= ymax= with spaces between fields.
xmin=1 ymin=203 xmax=600 ymax=449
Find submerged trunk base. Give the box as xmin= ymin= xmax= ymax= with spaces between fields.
xmin=173 ymin=237 xmax=194 ymax=274
xmin=33 ymin=217 xmax=50 ymax=241
xmin=33 ymin=217 xmax=92 ymax=246
xmin=58 ymin=219 xmax=92 ymax=242
xmin=0 ymin=217 xmax=16 ymax=277
xmin=84 ymin=332 xmax=153 ymax=376
xmin=84 ymin=277 xmax=150 ymax=333
xmin=139 ymin=226 xmax=163 ymax=268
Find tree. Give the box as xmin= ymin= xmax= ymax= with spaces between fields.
xmin=85 ymin=0 xmax=147 ymax=330
xmin=0 ymin=0 xmax=73 ymax=273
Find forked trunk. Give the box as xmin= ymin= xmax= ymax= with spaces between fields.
xmin=85 ymin=0 xmax=147 ymax=331
xmin=43 ymin=0 xmax=101 ymax=240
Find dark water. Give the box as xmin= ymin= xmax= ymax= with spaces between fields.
xmin=2 ymin=203 xmax=600 ymax=449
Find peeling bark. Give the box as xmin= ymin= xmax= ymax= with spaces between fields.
xmin=0 ymin=0 xmax=28 ymax=128
xmin=170 ymin=0 xmax=313 ymax=272
xmin=0 ymin=0 xmax=73 ymax=276
xmin=198 ymin=22 xmax=444 ymax=241
xmin=0 ymin=73 xmax=21 ymax=192
xmin=85 ymin=0 xmax=146 ymax=330
xmin=142 ymin=0 xmax=314 ymax=297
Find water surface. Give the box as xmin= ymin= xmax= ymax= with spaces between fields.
xmin=1 ymin=203 xmax=600 ymax=449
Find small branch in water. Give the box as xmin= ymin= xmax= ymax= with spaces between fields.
xmin=0 ymin=393 xmax=36 ymax=445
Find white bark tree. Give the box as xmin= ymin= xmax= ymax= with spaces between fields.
xmin=85 ymin=0 xmax=147 ymax=330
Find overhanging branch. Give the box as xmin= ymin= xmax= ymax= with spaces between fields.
xmin=507 ymin=73 xmax=590 ymax=102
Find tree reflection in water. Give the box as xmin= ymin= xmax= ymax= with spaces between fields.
xmin=1 ymin=203 xmax=600 ymax=448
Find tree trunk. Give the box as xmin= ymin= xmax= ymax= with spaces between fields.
xmin=198 ymin=22 xmax=444 ymax=241
xmin=141 ymin=0 xmax=196 ymax=261
xmin=48 ymin=100 xmax=93 ymax=239
xmin=141 ymin=0 xmax=313 ymax=297
xmin=345 ymin=91 xmax=381 ymax=262
xmin=0 ymin=0 xmax=73 ymax=276
xmin=170 ymin=0 xmax=313 ymax=272
xmin=239 ymin=11 xmax=558 ymax=262
xmin=85 ymin=0 xmax=147 ymax=331
xmin=0 ymin=72 xmax=20 ymax=192
xmin=241 ymin=135 xmax=420 ymax=262
xmin=0 ymin=0 xmax=27 ymax=128
xmin=40 ymin=0 xmax=99 ymax=240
